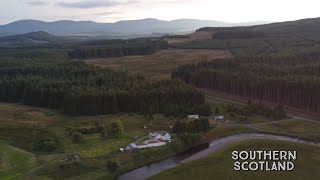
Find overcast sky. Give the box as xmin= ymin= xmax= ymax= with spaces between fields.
xmin=0 ymin=0 xmax=319 ymax=24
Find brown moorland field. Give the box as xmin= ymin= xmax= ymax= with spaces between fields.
xmin=85 ymin=49 xmax=232 ymax=80
xmin=189 ymin=31 xmax=215 ymax=40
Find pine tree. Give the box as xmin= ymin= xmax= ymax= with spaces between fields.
xmin=215 ymin=107 xmax=220 ymax=115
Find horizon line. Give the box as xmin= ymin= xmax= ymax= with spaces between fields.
xmin=0 ymin=17 xmax=275 ymax=26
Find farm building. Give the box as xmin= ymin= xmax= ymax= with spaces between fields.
xmin=125 ymin=139 xmax=166 ymax=150
xmin=149 ymin=131 xmax=171 ymax=141
xmin=212 ymin=116 xmax=224 ymax=121
xmin=188 ymin=114 xmax=199 ymax=119
xmin=123 ymin=131 xmax=172 ymax=151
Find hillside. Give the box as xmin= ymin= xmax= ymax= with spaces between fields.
xmin=0 ymin=19 xmax=269 ymax=37
xmin=0 ymin=31 xmax=67 ymax=47
xmin=197 ymin=17 xmax=320 ymax=39
xmin=169 ymin=17 xmax=320 ymax=57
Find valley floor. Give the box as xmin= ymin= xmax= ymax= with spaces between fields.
xmin=0 ymin=101 xmax=319 ymax=179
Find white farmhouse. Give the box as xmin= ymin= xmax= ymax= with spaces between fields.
xmin=188 ymin=114 xmax=199 ymax=119
xmin=214 ymin=116 xmax=224 ymax=121
xmin=123 ymin=131 xmax=172 ymax=152
xmin=149 ymin=131 xmax=171 ymax=141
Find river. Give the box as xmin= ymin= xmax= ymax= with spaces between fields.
xmin=117 ymin=133 xmax=320 ymax=180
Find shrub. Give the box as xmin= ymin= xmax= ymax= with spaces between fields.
xmin=238 ymin=115 xmax=248 ymax=122
xmin=107 ymin=160 xmax=119 ymax=172
xmin=72 ymin=132 xmax=83 ymax=143
xmin=108 ymin=120 xmax=124 ymax=138
xmin=215 ymin=107 xmax=220 ymax=114
xmin=33 ymin=139 xmax=57 ymax=152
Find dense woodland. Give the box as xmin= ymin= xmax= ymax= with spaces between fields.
xmin=0 ymin=60 xmax=209 ymax=116
xmin=68 ymin=39 xmax=168 ymax=59
xmin=196 ymin=27 xmax=240 ymax=32
xmin=172 ymin=53 xmax=320 ymax=114
xmin=226 ymin=101 xmax=287 ymax=120
xmin=174 ymin=19 xmax=320 ymax=57
xmin=212 ymin=31 xmax=265 ymax=39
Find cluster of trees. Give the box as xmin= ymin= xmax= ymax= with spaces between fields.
xmin=196 ymin=26 xmax=265 ymax=39
xmin=68 ymin=39 xmax=168 ymax=59
xmin=172 ymin=54 xmax=320 ymax=114
xmin=177 ymin=133 xmax=201 ymax=146
xmin=33 ymin=138 xmax=57 ymax=153
xmin=65 ymin=128 xmax=84 ymax=143
xmin=173 ymin=117 xmax=210 ymax=133
xmin=163 ymin=35 xmax=190 ymax=39
xmin=164 ymin=104 xmax=211 ymax=117
xmin=196 ymin=27 xmax=240 ymax=32
xmin=226 ymin=101 xmax=287 ymax=120
xmin=0 ymin=60 xmax=207 ymax=116
xmin=65 ymin=120 xmax=124 ymax=143
xmin=107 ymin=120 xmax=124 ymax=138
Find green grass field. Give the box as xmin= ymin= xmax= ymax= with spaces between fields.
xmin=0 ymin=102 xmax=177 ymax=179
xmin=0 ymin=102 xmax=255 ymax=179
xmin=149 ymin=140 xmax=320 ymax=180
xmin=0 ymin=102 xmax=175 ymax=155
xmin=253 ymin=120 xmax=320 ymax=135
xmin=0 ymin=101 xmax=319 ymax=179
xmin=252 ymin=120 xmax=320 ymax=142
xmin=0 ymin=141 xmax=37 ymax=180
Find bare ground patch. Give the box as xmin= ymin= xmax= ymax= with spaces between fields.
xmin=85 ymin=49 xmax=232 ymax=80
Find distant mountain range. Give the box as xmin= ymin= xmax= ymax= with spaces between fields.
xmin=0 ymin=18 xmax=270 ymax=37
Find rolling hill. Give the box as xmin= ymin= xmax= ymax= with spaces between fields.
xmin=0 ymin=31 xmax=68 ymax=47
xmin=169 ymin=17 xmax=320 ymax=57
xmin=0 ymin=19 xmax=269 ymax=37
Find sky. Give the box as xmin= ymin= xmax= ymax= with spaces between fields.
xmin=0 ymin=0 xmax=320 ymax=24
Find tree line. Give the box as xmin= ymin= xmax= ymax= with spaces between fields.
xmin=212 ymin=31 xmax=265 ymax=39
xmin=172 ymin=53 xmax=320 ymax=114
xmin=68 ymin=39 xmax=168 ymax=59
xmin=226 ymin=100 xmax=287 ymax=120
xmin=173 ymin=117 xmax=210 ymax=133
xmin=0 ymin=60 xmax=208 ymax=116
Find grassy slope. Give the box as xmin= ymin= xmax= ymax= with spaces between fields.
xmin=0 ymin=102 xmax=175 ymax=157
xmin=0 ymin=102 xmax=253 ymax=179
xmin=85 ymin=49 xmax=232 ymax=80
xmin=149 ymin=140 xmax=320 ymax=180
xmin=253 ymin=120 xmax=320 ymax=138
xmin=0 ymin=141 xmax=37 ymax=180
xmin=0 ymin=102 xmax=178 ymax=179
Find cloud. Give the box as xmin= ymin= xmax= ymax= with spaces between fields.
xmin=26 ymin=0 xmax=49 ymax=6
xmin=57 ymin=0 xmax=138 ymax=9
xmin=94 ymin=11 xmax=124 ymax=16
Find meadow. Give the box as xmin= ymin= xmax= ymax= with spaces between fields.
xmin=0 ymin=102 xmax=176 ymax=179
xmin=85 ymin=49 xmax=232 ymax=80
xmin=0 ymin=102 xmax=254 ymax=179
xmin=0 ymin=141 xmax=38 ymax=180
